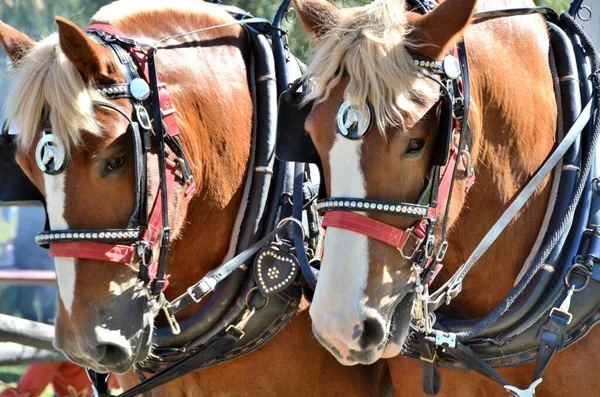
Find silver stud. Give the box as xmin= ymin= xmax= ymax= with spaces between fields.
xmin=92 ymin=233 xmax=98 ymax=239
xmin=370 ymin=203 xmax=377 ymax=209
xmin=399 ymin=206 xmax=406 ymax=213
xmin=344 ymin=201 xmax=350 ymax=207
xmin=377 ymin=204 xmax=383 ymax=210
xmin=99 ymin=232 xmax=105 ymax=238
xmin=85 ymin=233 xmax=92 ymax=239
xmin=357 ymin=202 xmax=364 ymax=208
xmin=414 ymin=59 xmax=420 ymax=66
xmin=350 ymin=201 xmax=357 ymax=208
xmin=60 ymin=233 xmax=66 ymax=239
xmin=384 ymin=205 xmax=390 ymax=211
xmin=117 ymin=232 xmax=124 ymax=238
xmin=419 ymin=60 xmax=425 ymax=66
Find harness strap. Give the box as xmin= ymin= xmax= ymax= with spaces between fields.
xmin=432 ymin=96 xmax=596 ymax=312
xmin=532 ymin=310 xmax=570 ymax=380
xmin=418 ymin=333 xmax=441 ymax=395
xmin=101 ymin=327 xmax=244 ymax=397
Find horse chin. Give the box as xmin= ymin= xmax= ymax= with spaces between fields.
xmin=381 ymin=291 xmax=415 ymax=359
xmin=70 ymin=309 xmax=154 ymax=375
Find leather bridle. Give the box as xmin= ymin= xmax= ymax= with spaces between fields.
xmin=34 ymin=24 xmax=196 ymax=315
xmin=316 ymin=45 xmax=474 ymax=329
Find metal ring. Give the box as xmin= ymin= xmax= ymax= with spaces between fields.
xmin=577 ymin=5 xmax=592 ymax=22
xmin=284 ymin=7 xmax=297 ymax=24
xmin=564 ymin=263 xmax=591 ymax=292
xmin=276 ymin=217 xmax=307 ymax=242
xmin=245 ymin=287 xmax=269 ymax=312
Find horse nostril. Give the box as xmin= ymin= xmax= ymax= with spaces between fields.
xmin=359 ymin=317 xmax=387 ymax=350
xmin=96 ymin=343 xmax=130 ymax=366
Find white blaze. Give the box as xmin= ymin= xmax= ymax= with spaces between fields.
xmin=310 ymin=135 xmax=369 ymax=342
xmin=43 ymin=173 xmax=76 ymax=315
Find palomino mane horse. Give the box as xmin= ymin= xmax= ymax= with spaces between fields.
xmin=289 ymin=0 xmax=600 ymax=395
xmin=0 ymin=1 xmax=388 ymax=396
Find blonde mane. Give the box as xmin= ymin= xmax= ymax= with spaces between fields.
xmin=303 ymin=0 xmax=438 ymax=133
xmin=3 ymin=34 xmax=104 ymax=155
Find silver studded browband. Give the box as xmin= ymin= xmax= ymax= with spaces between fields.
xmin=317 ymin=198 xmax=430 ymax=218
xmin=35 ymin=229 xmax=140 ymax=246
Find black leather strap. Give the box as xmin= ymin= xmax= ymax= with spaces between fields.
xmin=418 ymin=333 xmax=441 ymax=395
xmin=445 ymin=342 xmax=509 ymax=387
xmin=168 ymin=221 xmax=296 ymax=315
xmin=87 ymin=369 xmax=112 ymax=397
xmin=104 ymin=327 xmax=244 ymax=397
xmin=532 ymin=310 xmax=570 ymax=380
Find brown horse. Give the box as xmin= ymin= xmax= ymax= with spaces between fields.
xmin=292 ymin=0 xmax=600 ymax=395
xmin=0 ymin=1 xmax=387 ymax=395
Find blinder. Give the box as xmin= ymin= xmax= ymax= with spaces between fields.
xmin=431 ymin=89 xmax=455 ymax=166
xmin=0 ymin=124 xmax=44 ymax=204
xmin=275 ymin=79 xmax=320 ymax=164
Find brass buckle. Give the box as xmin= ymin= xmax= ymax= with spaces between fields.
xmin=399 ymin=228 xmax=424 ymax=260
xmin=420 ymin=349 xmax=438 ymax=364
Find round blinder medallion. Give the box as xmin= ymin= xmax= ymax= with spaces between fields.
xmin=35 ymin=133 xmax=66 ymax=175
xmin=130 ymin=78 xmax=151 ymax=101
xmin=336 ymin=101 xmax=373 ymax=140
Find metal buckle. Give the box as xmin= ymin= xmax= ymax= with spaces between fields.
xmin=419 ymin=349 xmax=438 ymax=364
xmin=436 ymin=241 xmax=449 ymax=262
xmin=446 ymin=279 xmax=463 ymax=305
xmin=187 ymin=278 xmax=215 ymax=303
xmin=433 ymin=330 xmax=456 ymax=348
xmin=549 ymin=307 xmax=573 ymax=325
xmin=399 ymin=228 xmax=424 ymax=260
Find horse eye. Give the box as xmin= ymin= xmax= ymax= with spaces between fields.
xmin=103 ymin=155 xmax=126 ymax=176
xmin=405 ymin=139 xmax=425 ymax=155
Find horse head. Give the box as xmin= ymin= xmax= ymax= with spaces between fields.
xmin=293 ymin=0 xmax=480 ymax=365
xmin=0 ymin=1 xmax=253 ymax=374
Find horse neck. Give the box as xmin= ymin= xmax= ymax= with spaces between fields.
xmin=438 ymin=13 xmax=558 ymax=318
xmin=109 ymin=8 xmax=254 ymax=312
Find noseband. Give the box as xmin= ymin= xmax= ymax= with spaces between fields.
xmin=34 ymin=24 xmax=196 ymax=307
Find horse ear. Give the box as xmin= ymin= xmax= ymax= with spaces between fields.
xmin=293 ymin=0 xmax=340 ymax=40
xmin=0 ymin=21 xmax=35 ymax=63
xmin=407 ymin=0 xmax=478 ymax=60
xmin=55 ymin=16 xmax=117 ymax=83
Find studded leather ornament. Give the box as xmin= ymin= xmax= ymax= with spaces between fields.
xmin=336 ymin=101 xmax=373 ymax=140
xmin=35 ymin=133 xmax=66 ymax=175
xmin=254 ymin=243 xmax=300 ymax=297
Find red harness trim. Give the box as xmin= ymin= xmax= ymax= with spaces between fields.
xmin=322 ymin=211 xmax=428 ymax=251
xmin=50 ymin=242 xmax=135 ymax=264
xmin=321 ymin=150 xmax=458 ymax=260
